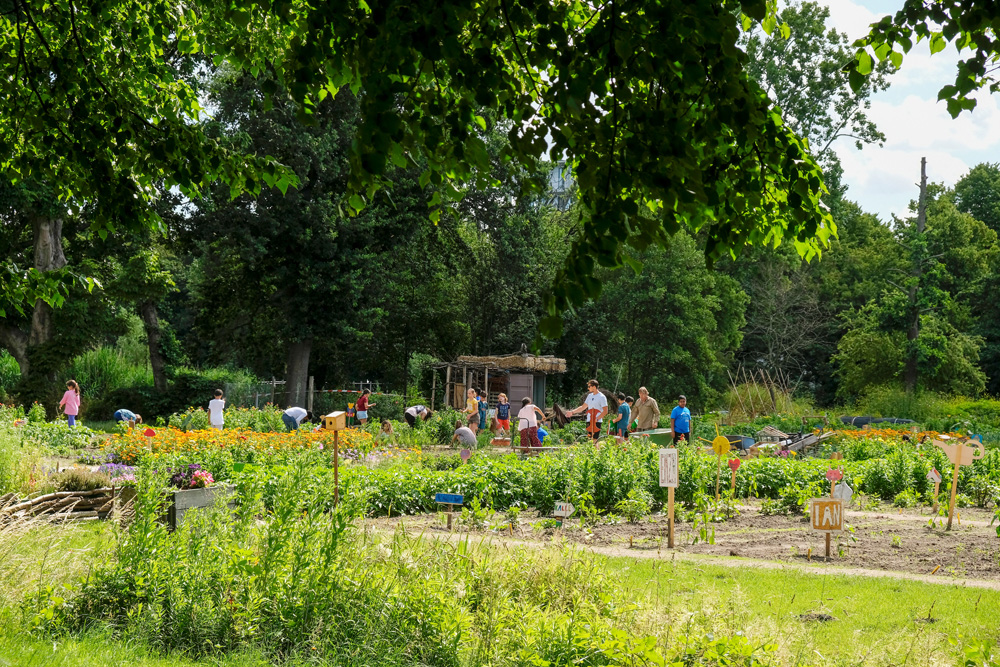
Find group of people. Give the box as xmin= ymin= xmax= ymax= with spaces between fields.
xmin=61 ymin=378 xmax=691 ymax=445
xmin=566 ymin=380 xmax=690 ymax=443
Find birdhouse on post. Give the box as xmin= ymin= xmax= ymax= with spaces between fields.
xmin=323 ymin=411 xmax=347 ymax=431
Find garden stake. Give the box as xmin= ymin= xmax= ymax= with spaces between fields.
xmin=711 ymin=436 xmax=730 ymax=503
xmin=667 ymin=486 xmax=675 ymax=548
xmin=932 ymin=438 xmax=984 ymax=530
xmin=334 ymin=429 xmax=340 ymax=507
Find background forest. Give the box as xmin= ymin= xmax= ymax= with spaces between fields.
xmin=3 ymin=2 xmax=1000 ymax=419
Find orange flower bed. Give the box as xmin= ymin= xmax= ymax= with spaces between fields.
xmin=109 ymin=427 xmax=376 ymax=465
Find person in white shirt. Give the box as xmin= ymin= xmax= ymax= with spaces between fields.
xmin=282 ymin=406 xmax=311 ymax=431
xmin=568 ymin=379 xmax=608 ymax=440
xmin=403 ymin=404 xmax=432 ymax=427
xmin=516 ymin=397 xmax=546 ymax=449
xmin=208 ymin=389 xmax=225 ymax=429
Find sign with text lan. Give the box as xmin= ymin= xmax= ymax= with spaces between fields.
xmin=810 ymin=499 xmax=844 ymax=532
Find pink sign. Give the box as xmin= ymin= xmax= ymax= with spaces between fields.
xmin=143 ymin=428 xmax=156 ymax=437
xmin=728 ymin=458 xmax=741 ymax=471
xmin=460 ymin=449 xmax=471 ymax=461
xmin=825 ymin=468 xmax=843 ymax=482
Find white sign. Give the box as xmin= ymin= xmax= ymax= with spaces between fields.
xmin=659 ymin=448 xmax=679 ymax=488
xmin=927 ymin=469 xmax=942 ymax=484
xmin=554 ymin=501 xmax=576 ymax=518
xmin=832 ymin=482 xmax=853 ymax=504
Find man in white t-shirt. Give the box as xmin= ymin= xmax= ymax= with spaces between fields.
xmin=568 ymin=379 xmax=608 ymax=440
xmin=208 ymin=389 xmax=225 ymax=429
xmin=282 ymin=406 xmax=311 ymax=431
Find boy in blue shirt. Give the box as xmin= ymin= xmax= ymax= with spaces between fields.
xmin=612 ymin=392 xmax=631 ymax=438
xmin=478 ymin=390 xmax=489 ymax=431
xmin=671 ymin=395 xmax=691 ymax=443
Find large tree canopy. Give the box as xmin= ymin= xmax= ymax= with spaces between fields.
xmin=1 ymin=0 xmax=833 ymax=334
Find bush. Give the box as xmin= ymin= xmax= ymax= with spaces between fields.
xmin=53 ymin=468 xmax=110 ymax=492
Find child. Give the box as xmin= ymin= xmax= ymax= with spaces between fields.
xmin=58 ymin=380 xmax=81 ymax=427
xmin=477 ymin=390 xmax=488 ymax=432
xmin=356 ymin=389 xmax=376 ymax=425
xmin=208 ymin=389 xmax=225 ymax=430
xmin=377 ymin=419 xmax=394 ymax=443
xmin=612 ymin=392 xmax=631 ymax=439
xmin=495 ymin=393 xmax=511 ymax=437
xmin=452 ymin=419 xmax=477 ymax=447
xmin=465 ymin=388 xmax=478 ymax=421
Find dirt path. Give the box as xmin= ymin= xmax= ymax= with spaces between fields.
xmin=370 ymin=522 xmax=1000 ymax=590
xmin=368 ymin=502 xmax=1000 ymax=582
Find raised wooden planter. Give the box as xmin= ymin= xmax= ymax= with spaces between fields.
xmin=167 ymin=484 xmax=236 ymax=531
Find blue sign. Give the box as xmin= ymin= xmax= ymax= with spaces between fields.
xmin=435 ymin=493 xmax=464 ymax=505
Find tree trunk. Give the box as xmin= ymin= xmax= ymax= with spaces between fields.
xmin=140 ymin=300 xmax=168 ymax=393
xmin=285 ymin=338 xmax=312 ymax=408
xmin=28 ymin=215 xmax=66 ymax=348
xmin=904 ymin=158 xmax=928 ymax=393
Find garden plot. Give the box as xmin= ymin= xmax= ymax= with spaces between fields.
xmin=372 ymin=503 xmax=1000 ymax=581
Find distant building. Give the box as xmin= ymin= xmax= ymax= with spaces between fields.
xmin=546 ymin=162 xmax=575 ymax=211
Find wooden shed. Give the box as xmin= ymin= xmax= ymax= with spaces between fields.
xmin=431 ymin=352 xmax=567 ymax=410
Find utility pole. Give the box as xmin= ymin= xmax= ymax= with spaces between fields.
xmin=904 ymin=157 xmax=928 ymax=393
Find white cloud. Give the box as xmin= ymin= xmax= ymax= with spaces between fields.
xmin=818 ymin=0 xmax=993 ymax=219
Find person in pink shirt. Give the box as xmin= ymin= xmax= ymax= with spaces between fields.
xmin=58 ymin=380 xmax=81 ymax=426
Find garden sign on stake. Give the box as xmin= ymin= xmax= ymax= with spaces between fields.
xmin=931 ymin=437 xmax=984 ymax=530
xmin=322 ymin=411 xmax=348 ymax=506
xmin=712 ymin=436 xmax=731 ymax=502
xmin=658 ymin=448 xmax=678 ymax=548
xmin=435 ymin=493 xmax=464 ymax=530
xmin=728 ymin=457 xmax=741 ymax=494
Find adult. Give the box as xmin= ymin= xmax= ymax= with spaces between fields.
xmin=631 ymin=387 xmax=661 ymax=431
xmin=516 ymin=397 xmax=546 ymax=449
xmin=356 ymin=389 xmax=376 ymax=425
xmin=671 ymin=395 xmax=691 ymax=443
xmin=568 ymin=379 xmax=608 ymax=439
xmin=404 ymin=404 xmax=432 ymax=427
xmin=113 ymin=409 xmax=142 ymax=426
xmin=282 ymin=406 xmax=311 ymax=432
xmin=58 ymin=380 xmax=81 ymax=427
xmin=452 ymin=420 xmax=477 ymax=447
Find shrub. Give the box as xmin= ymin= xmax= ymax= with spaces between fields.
xmin=53 ymin=468 xmax=110 ymax=492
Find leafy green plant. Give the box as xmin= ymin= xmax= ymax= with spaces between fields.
xmin=893 ymin=488 xmax=920 ymax=508
xmin=53 ymin=469 xmax=110 ymax=492
xmin=459 ymin=495 xmax=494 ymax=530
xmin=614 ymin=488 xmax=652 ymax=523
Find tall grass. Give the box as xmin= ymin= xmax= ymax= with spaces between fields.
xmin=68 ymin=347 xmax=153 ymax=402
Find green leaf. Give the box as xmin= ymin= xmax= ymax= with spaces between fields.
xmin=349 ymin=193 xmax=365 ymax=211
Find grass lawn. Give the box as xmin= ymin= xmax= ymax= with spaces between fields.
xmin=613 ymin=553 xmax=1000 ymax=666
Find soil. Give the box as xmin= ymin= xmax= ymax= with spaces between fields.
xmin=367 ymin=500 xmax=1000 ymax=582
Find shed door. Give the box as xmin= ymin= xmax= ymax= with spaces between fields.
xmin=508 ymin=374 xmax=534 ymax=404
xmin=533 ymin=374 xmax=546 ymax=408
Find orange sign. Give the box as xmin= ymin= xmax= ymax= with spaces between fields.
xmin=810 ymin=499 xmax=844 ymax=532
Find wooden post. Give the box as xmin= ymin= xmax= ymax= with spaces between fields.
xmin=334 ymin=429 xmax=340 ymax=507
xmin=731 ymin=467 xmax=737 ymax=492
xmin=430 ymin=369 xmax=437 ymax=411
xmin=484 ymin=368 xmax=489 ymax=401
xmin=932 ymin=479 xmax=941 ymax=513
xmin=445 ymin=365 xmax=452 ymax=408
xmin=270 ymin=377 xmax=275 ymax=406
xmin=947 ymin=458 xmax=960 ymax=530
xmin=667 ymin=486 xmax=675 ymax=548
xmin=826 ymin=478 xmax=834 ymax=560
xmin=715 ymin=455 xmax=722 ymax=503
xmin=447 ymin=507 xmax=453 ymax=531
xmin=307 ymin=376 xmax=314 ymax=414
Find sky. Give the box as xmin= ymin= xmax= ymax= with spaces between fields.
xmin=822 ymin=0 xmax=999 ymax=221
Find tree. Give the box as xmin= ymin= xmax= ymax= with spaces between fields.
xmin=1 ymin=0 xmax=833 ymax=330
xmin=554 ymin=231 xmax=748 ymax=406
xmin=834 ymin=180 xmax=998 ymax=398
xmin=743 ymin=1 xmax=891 ymax=175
